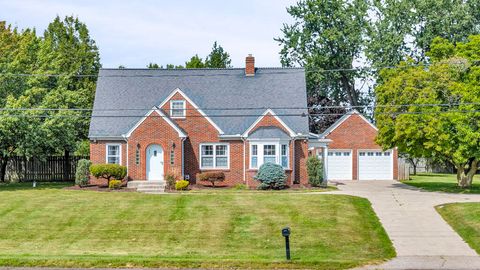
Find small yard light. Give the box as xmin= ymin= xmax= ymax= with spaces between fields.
xmin=32 ymin=181 xmax=37 ymax=188
xmin=282 ymin=227 xmax=291 ymax=260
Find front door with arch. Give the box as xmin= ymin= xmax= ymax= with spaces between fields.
xmin=146 ymin=144 xmax=164 ymax=181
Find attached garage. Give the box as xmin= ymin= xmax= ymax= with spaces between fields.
xmin=358 ymin=150 xmax=393 ymax=180
xmin=311 ymin=110 xmax=398 ymax=181
xmin=327 ymin=150 xmax=352 ymax=180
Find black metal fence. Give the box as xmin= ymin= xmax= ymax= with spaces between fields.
xmin=5 ymin=156 xmax=89 ymax=182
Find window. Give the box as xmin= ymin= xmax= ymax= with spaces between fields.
xmin=170 ymin=100 xmax=186 ymax=118
xmin=375 ymin=152 xmax=382 ymax=156
xmin=170 ymin=150 xmax=175 ymax=165
xmin=135 ymin=145 xmax=140 ymax=165
xmin=335 ymin=152 xmax=341 ymax=156
xmin=281 ymin=144 xmax=288 ymax=168
xmin=200 ymin=144 xmax=229 ymax=169
xmin=359 ymin=152 xmax=366 ymax=156
xmin=106 ymin=144 xmax=121 ymax=164
xmin=249 ymin=142 xmax=289 ymax=169
xmin=367 ymin=152 xmax=374 ymax=156
xmin=384 ymin=151 xmax=391 ymax=156
xmin=343 ymin=152 xmax=350 ymax=156
xmin=251 ymin=145 xmax=258 ymax=168
xmin=328 ymin=152 xmax=333 ymax=156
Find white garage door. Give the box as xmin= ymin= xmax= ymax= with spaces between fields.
xmin=358 ymin=150 xmax=393 ymax=180
xmin=327 ymin=150 xmax=352 ymax=180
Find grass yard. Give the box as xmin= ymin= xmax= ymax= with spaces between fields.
xmin=403 ymin=173 xmax=480 ymax=194
xmin=437 ymin=203 xmax=480 ymax=254
xmin=0 ymin=182 xmax=394 ymax=269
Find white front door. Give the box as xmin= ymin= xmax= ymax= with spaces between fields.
xmin=358 ymin=150 xmax=393 ymax=180
xmin=327 ymin=150 xmax=353 ymax=180
xmin=146 ymin=144 xmax=164 ymax=181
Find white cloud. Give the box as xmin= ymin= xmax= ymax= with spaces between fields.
xmin=1 ymin=0 xmax=297 ymax=68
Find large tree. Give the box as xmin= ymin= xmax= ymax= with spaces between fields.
xmin=34 ymin=16 xmax=101 ymax=157
xmin=276 ymin=0 xmax=370 ymax=108
xmin=375 ymin=35 xmax=480 ymax=187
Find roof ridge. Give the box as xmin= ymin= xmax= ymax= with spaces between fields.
xmin=100 ymin=67 xmax=304 ymax=71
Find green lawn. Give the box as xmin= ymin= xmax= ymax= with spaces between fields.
xmin=0 ymin=182 xmax=394 ymax=269
xmin=403 ymin=173 xmax=480 ymax=194
xmin=437 ymin=203 xmax=480 ymax=254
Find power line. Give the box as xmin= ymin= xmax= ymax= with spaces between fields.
xmin=0 ymin=60 xmax=477 ymax=78
xmin=0 ymin=102 xmax=479 ymax=112
xmin=0 ymin=109 xmax=479 ymax=119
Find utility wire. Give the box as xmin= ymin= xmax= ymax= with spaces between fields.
xmin=0 ymin=102 xmax=479 ymax=112
xmin=0 ymin=60 xmax=478 ymax=78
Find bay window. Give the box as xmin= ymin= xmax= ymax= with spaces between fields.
xmin=249 ymin=142 xmax=289 ymax=169
xmin=200 ymin=143 xmax=229 ymax=169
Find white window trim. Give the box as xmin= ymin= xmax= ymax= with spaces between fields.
xmin=249 ymin=140 xmax=290 ymax=170
xmin=199 ymin=143 xmax=230 ymax=170
xmin=170 ymin=100 xmax=186 ymax=118
xmin=105 ymin=143 xmax=122 ymax=165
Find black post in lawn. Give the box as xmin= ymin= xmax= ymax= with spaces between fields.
xmin=282 ymin=227 xmax=291 ymax=260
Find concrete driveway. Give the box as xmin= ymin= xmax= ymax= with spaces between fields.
xmin=324 ymin=180 xmax=480 ymax=270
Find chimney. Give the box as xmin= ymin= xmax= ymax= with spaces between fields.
xmin=245 ymin=54 xmax=255 ymax=76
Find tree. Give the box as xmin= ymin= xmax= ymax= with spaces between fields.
xmin=367 ymin=0 xmax=480 ymax=67
xmin=185 ymin=54 xmax=205 ymax=68
xmin=0 ymin=23 xmax=40 ymax=181
xmin=375 ymin=35 xmax=480 ymax=188
xmin=34 ymin=16 xmax=101 ymax=157
xmin=147 ymin=63 xmax=160 ymax=69
xmin=205 ymin=41 xmax=232 ymax=68
xmin=276 ymin=0 xmax=370 ymax=107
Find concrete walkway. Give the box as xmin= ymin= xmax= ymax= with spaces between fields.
xmin=324 ymin=180 xmax=480 ymax=269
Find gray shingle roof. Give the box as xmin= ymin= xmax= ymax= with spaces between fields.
xmin=88 ymin=68 xmax=309 ymax=138
xmin=248 ymin=126 xmax=291 ymax=139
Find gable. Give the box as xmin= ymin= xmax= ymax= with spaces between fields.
xmin=243 ymin=109 xmax=296 ymax=137
xmin=325 ymin=113 xmax=381 ymax=149
xmin=125 ymin=108 xmax=187 ymax=138
xmin=159 ymin=88 xmax=224 ymax=134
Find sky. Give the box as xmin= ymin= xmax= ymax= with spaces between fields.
xmin=1 ymin=0 xmax=297 ymax=68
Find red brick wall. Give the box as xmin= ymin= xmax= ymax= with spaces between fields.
xmin=127 ymin=110 xmax=183 ymax=180
xmin=325 ymin=114 xmax=399 ymax=180
xmin=89 ymin=95 xmax=310 ymax=187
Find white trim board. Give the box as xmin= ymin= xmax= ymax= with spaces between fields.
xmin=159 ymin=88 xmax=224 ymax=134
xmin=242 ymin=109 xmax=296 ymax=137
xmin=124 ymin=107 xmax=187 ymax=138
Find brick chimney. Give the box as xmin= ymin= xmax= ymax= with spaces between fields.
xmin=245 ymin=54 xmax=255 ymax=76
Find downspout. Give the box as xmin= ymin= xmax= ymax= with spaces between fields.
xmin=242 ymin=137 xmax=246 ymax=185
xmin=181 ymin=137 xmax=186 ymax=179
xmin=292 ymin=137 xmax=296 ymax=184
xmin=122 ymin=134 xmax=129 ymax=177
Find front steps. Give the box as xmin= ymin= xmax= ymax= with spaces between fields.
xmin=127 ymin=181 xmax=166 ymax=194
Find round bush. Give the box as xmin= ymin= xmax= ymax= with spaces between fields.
xmin=254 ymin=162 xmax=287 ymax=190
xmin=75 ymin=159 xmax=91 ymax=187
xmin=175 ymin=180 xmax=190 ymax=190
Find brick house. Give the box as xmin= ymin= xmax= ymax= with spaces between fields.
xmin=310 ymin=111 xmax=399 ymax=180
xmin=88 ymin=55 xmax=311 ymax=187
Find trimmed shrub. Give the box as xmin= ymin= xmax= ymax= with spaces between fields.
xmin=75 ymin=159 xmax=91 ymax=187
xmin=175 ymin=180 xmax=190 ymax=190
xmin=254 ymin=162 xmax=287 ymax=190
xmin=90 ymin=164 xmax=127 ymax=186
xmin=307 ymin=156 xmax=324 ymax=187
xmin=197 ymin=171 xmax=225 ymax=187
xmin=108 ymin=179 xmax=122 ymax=189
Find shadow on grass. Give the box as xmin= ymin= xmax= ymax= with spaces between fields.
xmin=401 ymin=173 xmax=480 ymax=194
xmin=0 ymin=182 xmax=73 ymax=191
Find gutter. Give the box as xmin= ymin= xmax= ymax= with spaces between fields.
xmin=121 ymin=134 xmax=129 ymax=176
xmin=242 ymin=137 xmax=246 ymax=185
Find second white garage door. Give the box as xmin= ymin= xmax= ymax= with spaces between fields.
xmin=327 ymin=150 xmax=352 ymax=180
xmin=358 ymin=150 xmax=393 ymax=180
